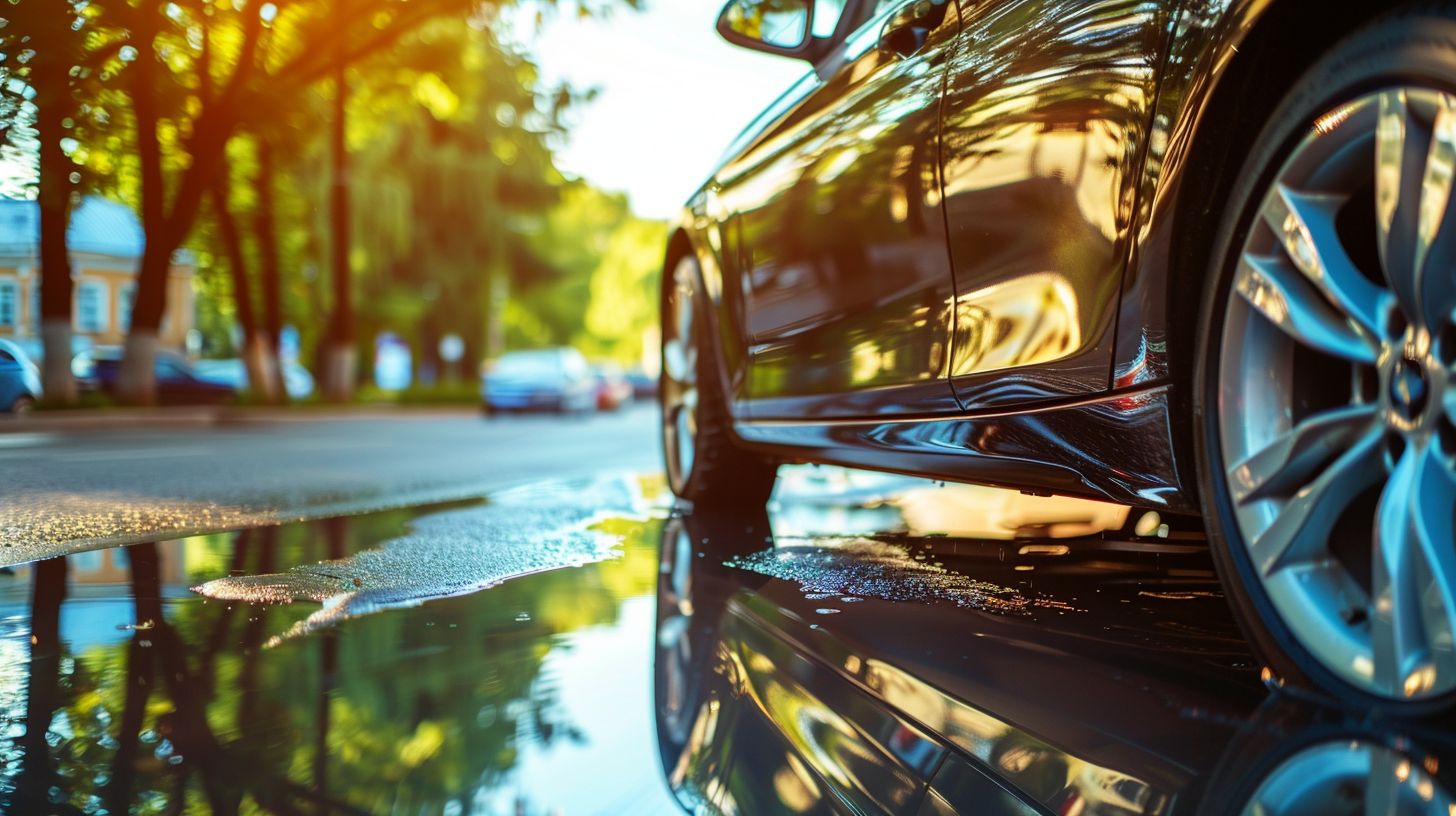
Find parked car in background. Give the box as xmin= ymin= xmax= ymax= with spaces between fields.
xmin=592 ymin=363 xmax=633 ymax=411
xmin=192 ymin=358 xmax=317 ymax=400
xmin=0 ymin=338 xmax=42 ymax=413
xmin=625 ymin=368 xmax=658 ymax=399
xmin=74 ymin=348 xmax=236 ymax=405
xmin=481 ymin=347 xmax=597 ymax=414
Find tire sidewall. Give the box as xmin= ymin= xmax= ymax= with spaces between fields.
xmin=661 ymin=255 xmax=702 ymax=498
xmin=1194 ymin=8 xmax=1456 ymax=716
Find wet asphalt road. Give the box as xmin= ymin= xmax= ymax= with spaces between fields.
xmin=0 ymin=404 xmax=660 ymax=564
xmin=1 ymin=468 xmax=1453 ymax=815
xmin=1 ymin=410 xmax=1454 ymax=814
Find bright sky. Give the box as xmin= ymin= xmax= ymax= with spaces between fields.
xmin=514 ymin=1 xmax=808 ymax=220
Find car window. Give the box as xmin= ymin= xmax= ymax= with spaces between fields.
xmin=562 ymin=351 xmax=589 ymax=379
xmin=812 ymin=0 xmax=850 ymax=36
xmin=496 ymin=350 xmax=563 ymax=375
xmin=0 ymin=349 xmax=16 ymax=365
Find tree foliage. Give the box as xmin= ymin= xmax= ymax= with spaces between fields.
xmin=3 ymin=0 xmax=666 ymax=403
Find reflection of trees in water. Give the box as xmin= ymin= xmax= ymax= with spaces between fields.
xmin=0 ymin=515 xmax=663 ymax=814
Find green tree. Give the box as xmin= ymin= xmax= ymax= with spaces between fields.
xmin=0 ymin=0 xmax=116 ymax=404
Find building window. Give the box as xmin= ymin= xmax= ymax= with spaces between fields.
xmin=119 ymin=283 xmax=136 ymax=331
xmin=76 ymin=282 xmax=108 ymax=333
xmin=29 ymin=282 xmax=39 ymax=331
xmin=0 ymin=281 xmax=16 ymax=328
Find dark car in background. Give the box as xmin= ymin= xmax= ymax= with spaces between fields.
xmin=626 ymin=368 xmax=659 ymax=400
xmin=481 ymin=347 xmax=598 ymax=414
xmin=662 ymin=0 xmax=1456 ymax=714
xmin=0 ymin=338 xmax=42 ymax=413
xmin=75 ymin=348 xmax=236 ymax=406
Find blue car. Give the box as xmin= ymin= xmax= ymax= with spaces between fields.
xmin=481 ymin=348 xmax=597 ymax=414
xmin=0 ymin=338 xmax=42 ymax=413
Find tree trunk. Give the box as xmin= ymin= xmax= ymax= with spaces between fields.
xmin=9 ymin=558 xmax=68 ymax=813
xmin=119 ymin=10 xmax=242 ymax=405
xmin=210 ymin=179 xmax=278 ymax=403
xmin=33 ymin=15 xmax=76 ymax=405
xmin=486 ymin=264 xmax=507 ymax=359
xmin=118 ymin=17 xmax=166 ymax=406
xmin=254 ymin=139 xmax=288 ymax=402
xmin=323 ymin=61 xmax=354 ymax=401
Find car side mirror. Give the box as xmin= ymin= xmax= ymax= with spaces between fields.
xmin=716 ymin=0 xmax=820 ymax=61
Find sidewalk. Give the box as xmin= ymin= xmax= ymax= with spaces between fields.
xmin=0 ymin=403 xmax=481 ymax=434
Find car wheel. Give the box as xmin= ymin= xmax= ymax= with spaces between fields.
xmin=10 ymin=395 xmax=33 ymax=415
xmin=1196 ymin=7 xmax=1456 ymax=712
xmin=661 ymin=255 xmax=777 ymax=507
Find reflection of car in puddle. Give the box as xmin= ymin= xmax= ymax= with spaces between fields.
xmin=655 ymin=500 xmax=1456 ymax=815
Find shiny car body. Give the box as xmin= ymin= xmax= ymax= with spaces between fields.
xmin=665 ymin=0 xmax=1394 ymax=514
xmin=481 ymin=347 xmax=598 ymax=413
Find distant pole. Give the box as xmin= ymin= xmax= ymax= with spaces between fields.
xmin=324 ymin=56 xmax=354 ymax=401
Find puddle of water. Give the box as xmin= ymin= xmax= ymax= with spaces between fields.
xmin=194 ymin=476 xmax=644 ymax=644
xmin=0 ymin=479 xmax=681 ymax=815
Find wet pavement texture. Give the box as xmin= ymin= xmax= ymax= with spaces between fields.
xmin=1 ymin=467 xmax=1453 ymax=814
xmin=0 ymin=407 xmax=658 ymax=564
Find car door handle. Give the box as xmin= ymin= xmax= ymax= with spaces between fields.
xmin=879 ymin=0 xmax=951 ymax=59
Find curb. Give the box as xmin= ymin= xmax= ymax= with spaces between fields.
xmin=0 ymin=404 xmax=481 ymax=434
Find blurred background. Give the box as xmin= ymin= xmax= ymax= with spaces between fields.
xmin=0 ymin=0 xmax=805 ymax=411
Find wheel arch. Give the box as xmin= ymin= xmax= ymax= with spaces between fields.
xmin=1119 ymin=0 xmax=1399 ymax=497
xmin=1160 ymin=0 xmax=1397 ymax=384
xmin=662 ymin=223 xmax=751 ymax=419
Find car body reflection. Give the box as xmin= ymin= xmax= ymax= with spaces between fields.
xmin=655 ymin=494 xmax=1456 ymax=815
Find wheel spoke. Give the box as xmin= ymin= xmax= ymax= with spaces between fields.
xmin=1374 ymin=88 xmax=1456 ymax=329
xmin=1371 ymin=447 xmax=1432 ymax=695
xmin=1227 ymin=404 xmax=1380 ymax=504
xmin=1371 ymin=445 xmax=1456 ymax=697
xmin=663 ymin=337 xmax=696 ymax=386
xmin=682 ymin=387 xmax=699 ymax=436
xmin=1236 ymin=252 xmax=1379 ymax=364
xmin=1262 ymin=185 xmax=1389 ymax=336
xmin=1364 ymin=748 xmax=1404 ymax=816
xmin=1249 ymin=430 xmax=1384 ymax=576
xmin=1417 ymin=96 xmax=1456 ymax=329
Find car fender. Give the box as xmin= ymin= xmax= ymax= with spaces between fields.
xmin=1113 ymin=0 xmax=1392 ymax=389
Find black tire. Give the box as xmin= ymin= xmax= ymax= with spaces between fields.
xmin=9 ymin=395 xmax=33 ymax=415
xmin=1195 ymin=5 xmax=1456 ymax=714
xmin=661 ymin=255 xmax=778 ymax=508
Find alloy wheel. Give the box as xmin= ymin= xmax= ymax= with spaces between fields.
xmin=1219 ymin=88 xmax=1456 ymax=701
xmin=1241 ymin=739 xmax=1452 ymax=814
xmin=662 ymin=257 xmax=700 ymax=489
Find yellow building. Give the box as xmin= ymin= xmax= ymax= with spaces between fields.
xmin=0 ymin=196 xmax=195 ymax=351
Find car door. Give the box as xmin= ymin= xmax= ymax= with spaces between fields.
xmin=938 ymin=0 xmax=1173 ymax=408
xmin=719 ymin=0 xmax=963 ymax=418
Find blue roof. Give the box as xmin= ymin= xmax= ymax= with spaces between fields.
xmin=0 ymin=196 xmax=147 ymax=259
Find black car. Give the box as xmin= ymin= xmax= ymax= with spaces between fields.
xmin=661 ymin=1 xmax=1456 ymax=713
xmin=76 ymin=348 xmax=236 ymax=406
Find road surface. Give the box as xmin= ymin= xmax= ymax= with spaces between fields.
xmin=0 ymin=405 xmax=660 ymax=566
